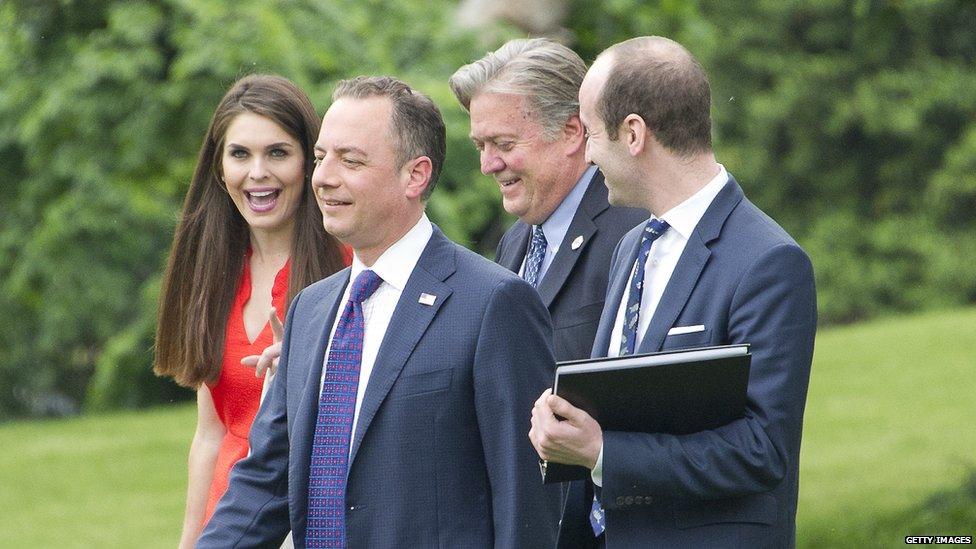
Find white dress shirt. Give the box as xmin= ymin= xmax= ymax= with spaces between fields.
xmin=319 ymin=214 xmax=433 ymax=455
xmin=592 ymin=166 xmax=729 ymax=485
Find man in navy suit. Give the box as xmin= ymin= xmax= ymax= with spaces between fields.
xmin=529 ymin=37 xmax=817 ymax=548
xmin=450 ymin=38 xmax=647 ymax=362
xmin=199 ymin=76 xmax=560 ymax=547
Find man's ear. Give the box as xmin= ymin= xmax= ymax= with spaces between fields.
xmin=562 ymin=113 xmax=586 ymax=156
xmin=623 ymin=114 xmax=647 ymax=156
xmin=403 ymin=156 xmax=433 ymax=199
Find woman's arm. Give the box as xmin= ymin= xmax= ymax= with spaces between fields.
xmin=178 ymin=385 xmax=226 ymax=549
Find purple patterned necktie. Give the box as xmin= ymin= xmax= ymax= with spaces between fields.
xmin=591 ymin=218 xmax=669 ymax=538
xmin=307 ymin=269 xmax=383 ymax=548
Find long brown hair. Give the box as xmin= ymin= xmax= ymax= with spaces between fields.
xmin=154 ymin=74 xmax=345 ymax=388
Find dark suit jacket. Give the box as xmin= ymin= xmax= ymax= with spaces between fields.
xmin=495 ymin=169 xmax=648 ymax=362
xmin=558 ymin=176 xmax=817 ymax=548
xmin=198 ymin=226 xmax=561 ymax=548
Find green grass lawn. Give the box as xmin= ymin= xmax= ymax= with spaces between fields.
xmin=0 ymin=307 xmax=973 ymax=547
xmin=798 ymin=307 xmax=976 ymax=546
xmin=0 ymin=404 xmax=195 ymax=547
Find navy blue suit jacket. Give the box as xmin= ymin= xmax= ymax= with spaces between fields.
xmin=557 ymin=176 xmax=817 ymax=548
xmin=495 ymin=169 xmax=648 ymax=362
xmin=199 ymin=226 xmax=561 ymax=548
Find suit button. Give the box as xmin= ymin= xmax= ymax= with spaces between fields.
xmin=633 ymin=496 xmax=643 ymax=505
xmin=624 ymin=496 xmax=634 ymax=505
xmin=644 ymin=496 xmax=653 ymax=504
xmin=615 ymin=496 xmax=626 ymax=506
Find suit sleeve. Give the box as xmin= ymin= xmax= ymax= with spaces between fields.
xmin=601 ymin=243 xmax=817 ymax=503
xmin=472 ymin=277 xmax=562 ymax=547
xmin=195 ymin=290 xmax=304 ymax=547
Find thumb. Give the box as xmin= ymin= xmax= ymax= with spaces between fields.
xmin=548 ymin=394 xmax=590 ymax=425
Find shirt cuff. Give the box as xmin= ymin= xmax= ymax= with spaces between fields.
xmin=590 ymin=443 xmax=604 ymax=486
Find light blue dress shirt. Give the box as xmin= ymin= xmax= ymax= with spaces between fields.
xmin=518 ymin=165 xmax=597 ymax=283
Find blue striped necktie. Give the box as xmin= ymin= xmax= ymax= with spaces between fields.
xmin=307 ymin=269 xmax=383 ymax=548
xmin=591 ymin=218 xmax=669 ymax=538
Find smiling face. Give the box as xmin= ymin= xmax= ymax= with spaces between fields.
xmin=579 ymin=59 xmax=639 ymax=207
xmin=311 ymin=96 xmax=421 ymax=264
xmin=468 ymin=92 xmax=577 ymax=226
xmin=220 ymin=112 xmax=305 ymax=237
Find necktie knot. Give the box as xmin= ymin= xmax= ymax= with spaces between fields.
xmin=643 ymin=218 xmax=670 ymax=241
xmin=532 ymin=224 xmax=547 ymax=243
xmin=350 ymin=269 xmax=382 ymax=303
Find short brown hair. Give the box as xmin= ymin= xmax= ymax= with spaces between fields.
xmin=332 ymin=76 xmax=446 ymax=200
xmin=597 ymin=37 xmax=712 ymax=155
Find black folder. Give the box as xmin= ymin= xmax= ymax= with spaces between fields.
xmin=541 ymin=344 xmax=751 ymax=483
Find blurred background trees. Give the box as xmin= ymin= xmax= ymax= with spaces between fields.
xmin=1 ymin=0 xmax=973 ymax=419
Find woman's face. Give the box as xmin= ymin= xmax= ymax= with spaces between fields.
xmin=221 ymin=112 xmax=305 ymax=237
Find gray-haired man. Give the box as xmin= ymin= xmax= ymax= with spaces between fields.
xmin=450 ymin=38 xmax=647 ymax=363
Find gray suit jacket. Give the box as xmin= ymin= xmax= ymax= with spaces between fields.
xmin=199 ymin=226 xmax=561 ymax=548
xmin=558 ymin=176 xmax=817 ymax=548
xmin=495 ymin=169 xmax=648 ymax=362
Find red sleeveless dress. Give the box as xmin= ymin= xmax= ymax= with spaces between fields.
xmin=203 ymin=254 xmax=290 ymax=522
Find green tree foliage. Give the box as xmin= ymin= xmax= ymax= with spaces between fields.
xmin=569 ymin=0 xmax=976 ymax=323
xmin=0 ymin=0 xmax=973 ymax=418
xmin=0 ymin=0 xmax=517 ymax=419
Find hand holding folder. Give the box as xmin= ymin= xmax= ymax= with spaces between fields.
xmin=540 ymin=344 xmax=752 ymax=483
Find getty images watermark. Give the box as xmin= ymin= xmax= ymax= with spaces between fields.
xmin=905 ymin=536 xmax=972 ymax=544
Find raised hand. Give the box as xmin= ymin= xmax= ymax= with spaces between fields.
xmin=241 ymin=307 xmax=284 ymax=377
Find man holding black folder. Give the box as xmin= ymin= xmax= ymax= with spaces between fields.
xmin=529 ymin=36 xmax=817 ymax=548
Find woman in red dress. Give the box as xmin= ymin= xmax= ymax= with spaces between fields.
xmin=153 ymin=74 xmax=348 ymax=548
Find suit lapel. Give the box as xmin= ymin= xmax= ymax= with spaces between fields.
xmin=348 ymin=227 xmax=456 ymax=466
xmin=536 ymin=171 xmax=608 ymax=308
xmin=592 ymin=229 xmax=640 ymax=357
xmin=637 ymin=177 xmax=744 ymax=353
xmin=497 ymin=222 xmax=530 ymax=274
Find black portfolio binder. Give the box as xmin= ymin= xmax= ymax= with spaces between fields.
xmin=541 ymin=344 xmax=751 ymax=483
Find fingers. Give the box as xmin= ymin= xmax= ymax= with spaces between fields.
xmin=529 ymin=403 xmax=551 ymax=458
xmin=260 ymin=342 xmax=282 ymax=377
xmin=241 ymin=342 xmax=282 ymax=377
xmin=269 ymin=308 xmax=284 ymax=343
xmin=547 ymin=394 xmax=590 ymax=424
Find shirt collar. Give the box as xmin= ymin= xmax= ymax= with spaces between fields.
xmin=538 ymin=164 xmax=596 ymax=249
xmin=659 ymin=165 xmax=729 ymax=240
xmin=349 ymin=214 xmax=434 ymax=292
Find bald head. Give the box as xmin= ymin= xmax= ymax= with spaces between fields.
xmin=589 ymin=36 xmax=712 ymax=155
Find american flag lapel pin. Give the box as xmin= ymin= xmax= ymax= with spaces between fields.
xmin=418 ymin=293 xmax=437 ymax=306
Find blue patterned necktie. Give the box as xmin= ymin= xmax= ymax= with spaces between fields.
xmin=590 ymin=218 xmax=669 ymax=538
xmin=307 ymin=269 xmax=383 ymax=548
xmin=522 ymin=225 xmax=548 ymax=287
xmin=618 ymin=218 xmax=670 ymax=356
